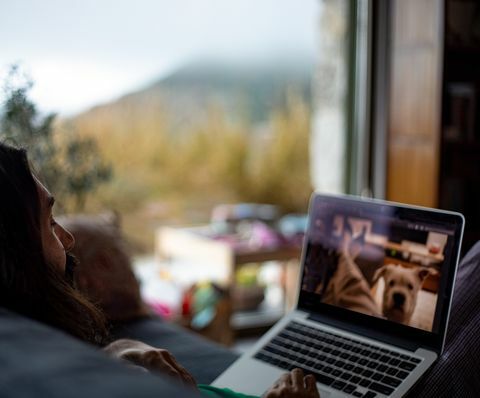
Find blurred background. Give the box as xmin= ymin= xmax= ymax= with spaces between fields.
xmin=0 ymin=0 xmax=316 ymax=248
xmin=1 ymin=0 xmax=480 ymax=345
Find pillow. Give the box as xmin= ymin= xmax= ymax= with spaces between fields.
xmin=406 ymin=241 xmax=480 ymax=397
xmin=60 ymin=213 xmax=150 ymax=322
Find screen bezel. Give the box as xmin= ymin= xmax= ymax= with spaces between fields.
xmin=297 ymin=193 xmax=465 ymax=354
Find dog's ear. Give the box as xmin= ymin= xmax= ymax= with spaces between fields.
xmin=372 ymin=265 xmax=388 ymax=286
xmin=417 ymin=267 xmax=435 ymax=281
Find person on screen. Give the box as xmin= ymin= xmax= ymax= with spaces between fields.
xmin=307 ymin=226 xmax=381 ymax=318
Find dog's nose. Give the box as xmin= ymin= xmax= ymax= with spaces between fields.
xmin=393 ymin=293 xmax=405 ymax=307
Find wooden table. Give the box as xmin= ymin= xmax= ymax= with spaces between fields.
xmin=156 ymin=225 xmax=302 ymax=285
xmin=155 ymin=225 xmax=302 ymax=336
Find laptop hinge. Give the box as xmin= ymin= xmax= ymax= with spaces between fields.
xmin=307 ymin=312 xmax=429 ymax=353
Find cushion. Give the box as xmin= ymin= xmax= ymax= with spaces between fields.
xmin=60 ymin=213 xmax=149 ymax=322
xmin=406 ymin=241 xmax=480 ymax=397
xmin=0 ymin=308 xmax=200 ymax=398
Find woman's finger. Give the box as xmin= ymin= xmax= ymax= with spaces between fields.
xmin=291 ymin=368 xmax=305 ymax=388
xmin=154 ymin=358 xmax=184 ymax=381
xmin=305 ymin=374 xmax=319 ymax=395
xmin=178 ymin=368 xmax=197 ymax=387
xmin=161 ymin=351 xmax=197 ymax=387
xmin=120 ymin=349 xmax=144 ymax=364
xmin=273 ymin=372 xmax=291 ymax=388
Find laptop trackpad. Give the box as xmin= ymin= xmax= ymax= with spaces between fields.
xmin=319 ymin=390 xmax=332 ymax=397
xmin=213 ymin=357 xmax=333 ymax=397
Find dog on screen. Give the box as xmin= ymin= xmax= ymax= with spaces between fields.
xmin=372 ymin=264 xmax=436 ymax=325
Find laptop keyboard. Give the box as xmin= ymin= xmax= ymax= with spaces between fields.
xmin=254 ymin=321 xmax=422 ymax=397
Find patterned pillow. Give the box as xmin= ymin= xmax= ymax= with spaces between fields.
xmin=407 ymin=241 xmax=480 ymax=397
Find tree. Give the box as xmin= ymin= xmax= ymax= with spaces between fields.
xmin=0 ymin=65 xmax=112 ymax=212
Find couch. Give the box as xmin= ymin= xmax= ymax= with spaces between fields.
xmin=1 ymin=233 xmax=479 ymax=397
xmin=0 ymin=308 xmax=200 ymax=398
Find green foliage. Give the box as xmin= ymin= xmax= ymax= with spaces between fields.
xmin=0 ymin=65 xmax=112 ymax=212
xmin=246 ymin=91 xmax=313 ymax=212
xmin=1 ymin=66 xmax=59 ymax=192
xmin=69 ymin=89 xmax=313 ymax=216
xmin=60 ymin=136 xmax=112 ymax=211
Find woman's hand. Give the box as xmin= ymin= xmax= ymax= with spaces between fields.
xmin=103 ymin=339 xmax=197 ymax=388
xmin=263 ymin=369 xmax=320 ymax=398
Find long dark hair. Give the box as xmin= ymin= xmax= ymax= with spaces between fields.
xmin=0 ymin=142 xmax=109 ymax=345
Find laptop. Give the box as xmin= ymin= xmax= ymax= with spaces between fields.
xmin=213 ymin=193 xmax=464 ymax=397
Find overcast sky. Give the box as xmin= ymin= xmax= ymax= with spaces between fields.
xmin=0 ymin=0 xmax=318 ymax=116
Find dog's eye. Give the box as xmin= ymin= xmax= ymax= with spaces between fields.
xmin=407 ymin=283 xmax=413 ymax=290
xmin=389 ymin=280 xmax=395 ymax=287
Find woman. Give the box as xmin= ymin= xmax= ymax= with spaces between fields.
xmin=0 ymin=142 xmax=320 ymax=398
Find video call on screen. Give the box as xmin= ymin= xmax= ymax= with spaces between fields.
xmin=301 ymin=202 xmax=454 ymax=332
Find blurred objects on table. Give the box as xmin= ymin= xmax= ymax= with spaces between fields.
xmin=151 ymin=203 xmax=306 ymax=341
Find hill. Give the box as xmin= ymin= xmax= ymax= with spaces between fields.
xmin=71 ymin=57 xmax=314 ymax=130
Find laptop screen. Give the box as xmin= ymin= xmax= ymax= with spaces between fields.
xmin=298 ymin=194 xmax=464 ymax=348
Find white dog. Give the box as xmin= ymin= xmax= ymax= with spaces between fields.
xmin=372 ymin=264 xmax=436 ymax=325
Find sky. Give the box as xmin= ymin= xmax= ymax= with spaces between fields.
xmin=0 ymin=0 xmax=318 ymax=116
